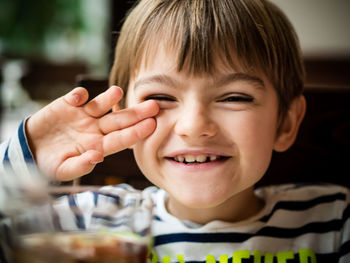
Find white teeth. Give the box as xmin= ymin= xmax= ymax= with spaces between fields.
xmin=173 ymin=154 xmax=220 ymax=163
xmin=184 ymin=155 xmax=196 ymax=163
xmin=210 ymin=155 xmax=218 ymax=161
xmin=195 ymin=155 xmax=207 ymax=163
xmin=176 ymin=156 xmax=184 ymax=162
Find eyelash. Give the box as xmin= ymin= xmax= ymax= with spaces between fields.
xmin=217 ymin=95 xmax=254 ymax=103
xmin=144 ymin=94 xmax=254 ymax=104
xmin=145 ymin=95 xmax=176 ymax=102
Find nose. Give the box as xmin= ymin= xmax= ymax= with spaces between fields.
xmin=174 ymin=102 xmax=218 ymax=139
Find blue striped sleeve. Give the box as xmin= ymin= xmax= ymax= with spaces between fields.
xmin=18 ymin=120 xmax=34 ymax=163
xmin=3 ymin=142 xmax=10 ymax=165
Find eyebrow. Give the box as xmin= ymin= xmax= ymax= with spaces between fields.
xmin=215 ymin=73 xmax=265 ymax=90
xmin=133 ymin=72 xmax=265 ymax=91
xmin=134 ymin=74 xmax=179 ymax=91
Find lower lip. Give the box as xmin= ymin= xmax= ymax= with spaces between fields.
xmin=165 ymin=157 xmax=229 ymax=172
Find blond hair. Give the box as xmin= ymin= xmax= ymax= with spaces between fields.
xmin=109 ymin=0 xmax=305 ymax=119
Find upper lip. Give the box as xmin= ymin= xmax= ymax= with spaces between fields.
xmin=165 ymin=149 xmax=231 ymax=158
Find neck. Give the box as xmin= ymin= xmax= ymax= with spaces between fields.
xmin=166 ymin=187 xmax=264 ymax=225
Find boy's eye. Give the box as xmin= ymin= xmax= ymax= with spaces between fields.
xmin=217 ymin=95 xmax=254 ymax=103
xmin=145 ymin=95 xmax=176 ymax=102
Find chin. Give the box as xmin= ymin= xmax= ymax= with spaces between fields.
xmin=170 ymin=186 xmax=235 ymax=209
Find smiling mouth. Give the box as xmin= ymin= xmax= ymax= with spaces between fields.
xmin=167 ymin=154 xmax=229 ymax=164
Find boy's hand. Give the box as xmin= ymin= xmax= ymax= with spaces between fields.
xmin=26 ymin=86 xmax=159 ymax=181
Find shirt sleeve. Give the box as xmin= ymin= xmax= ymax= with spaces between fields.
xmin=0 ymin=119 xmax=36 ymax=174
xmin=339 ymin=189 xmax=350 ymax=263
xmin=0 ymin=119 xmax=43 ymax=215
xmin=0 ymin=119 xmax=39 ymax=262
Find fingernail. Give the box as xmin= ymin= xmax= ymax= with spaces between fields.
xmin=111 ymin=85 xmax=123 ymax=94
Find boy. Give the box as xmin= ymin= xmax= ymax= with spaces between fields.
xmin=1 ymin=0 xmax=349 ymax=262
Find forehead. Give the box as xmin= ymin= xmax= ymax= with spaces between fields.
xmin=131 ymin=43 xmax=267 ymax=88
xmin=132 ymin=42 xmax=253 ymax=81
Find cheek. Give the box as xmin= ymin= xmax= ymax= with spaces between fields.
xmin=224 ymin=112 xmax=278 ymax=170
xmin=132 ymin=113 xmax=171 ymax=170
xmin=132 ymin=113 xmax=175 ymax=187
xmin=247 ymin=117 xmax=278 ymax=171
xmin=139 ymin=111 xmax=171 ymax=149
xmin=132 ymin=140 xmax=156 ymax=185
xmin=243 ymin=117 xmax=277 ymax=148
xmin=223 ymin=110 xmax=277 ymax=142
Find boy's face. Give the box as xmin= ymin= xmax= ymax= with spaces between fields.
xmin=126 ymin=47 xmax=282 ymax=217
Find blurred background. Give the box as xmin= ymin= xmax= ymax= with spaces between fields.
xmin=0 ymin=0 xmax=135 ymax=140
xmin=1 ymin=0 xmax=349 ymax=139
xmin=0 ymin=0 xmax=349 ymax=187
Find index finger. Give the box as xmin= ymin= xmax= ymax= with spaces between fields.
xmin=98 ymin=100 xmax=159 ymax=134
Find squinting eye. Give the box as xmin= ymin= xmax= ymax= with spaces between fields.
xmin=145 ymin=95 xmax=176 ymax=102
xmin=218 ymin=95 xmax=254 ymax=103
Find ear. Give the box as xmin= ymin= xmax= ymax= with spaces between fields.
xmin=274 ymin=95 xmax=306 ymax=152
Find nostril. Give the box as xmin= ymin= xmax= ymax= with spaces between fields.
xmin=175 ymin=116 xmax=218 ymax=138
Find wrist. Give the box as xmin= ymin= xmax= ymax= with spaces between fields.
xmin=24 ymin=116 xmax=38 ymax=161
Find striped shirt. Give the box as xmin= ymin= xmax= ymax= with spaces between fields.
xmin=1 ymin=121 xmax=350 ymax=263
